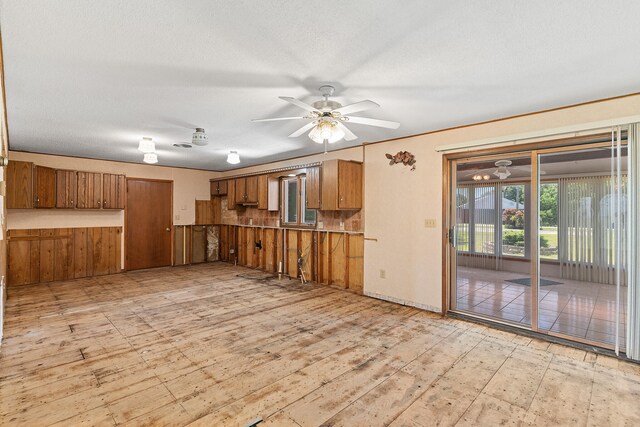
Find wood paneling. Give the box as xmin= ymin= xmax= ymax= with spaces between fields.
xmin=217 ymin=225 xmax=363 ymax=293
xmin=76 ymin=171 xmax=102 ymax=209
xmin=195 ymin=200 xmax=213 ymax=224
xmin=34 ymin=165 xmax=56 ymax=208
xmin=191 ymin=226 xmax=207 ymax=264
xmin=258 ymin=175 xmax=268 ymax=209
xmin=126 ymin=179 xmax=172 ymax=271
xmin=55 ymin=170 xmax=77 ymax=209
xmin=7 ymin=227 xmax=121 ymax=286
xmin=7 ymin=160 xmax=34 ymax=209
xmin=103 ymin=173 xmax=125 ymax=209
xmin=173 ymin=225 xmax=191 ymax=266
xmin=211 ymin=198 xmax=221 ymax=224
xmin=305 ymin=166 xmax=321 ymax=209
xmin=227 ymin=179 xmax=237 ymax=210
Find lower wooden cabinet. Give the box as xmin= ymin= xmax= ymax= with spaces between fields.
xmin=7 ymin=227 xmax=122 ymax=286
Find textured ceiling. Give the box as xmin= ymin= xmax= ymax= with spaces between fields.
xmin=1 ymin=1 xmax=640 ymax=171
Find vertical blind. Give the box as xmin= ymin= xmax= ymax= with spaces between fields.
xmin=627 ymin=123 xmax=640 ymax=360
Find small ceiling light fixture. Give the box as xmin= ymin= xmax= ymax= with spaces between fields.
xmin=143 ymin=153 xmax=158 ymax=164
xmin=472 ymin=174 xmax=491 ymax=181
xmin=192 ymin=128 xmax=208 ymax=146
xmin=493 ymin=160 xmax=512 ymax=180
xmin=138 ymin=137 xmax=155 ymax=153
xmin=227 ymin=150 xmax=240 ymax=165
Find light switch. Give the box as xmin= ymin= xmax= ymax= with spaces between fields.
xmin=424 ymin=218 xmax=437 ymax=228
xmin=175 ymin=214 xmax=180 ymax=221
xmin=249 ymin=219 xmax=253 ymax=225
xmin=339 ymin=221 xmax=345 ymax=231
xmin=317 ymin=221 xmax=324 ymax=229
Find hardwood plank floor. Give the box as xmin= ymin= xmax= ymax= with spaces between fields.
xmin=1 ymin=263 xmax=639 ymax=426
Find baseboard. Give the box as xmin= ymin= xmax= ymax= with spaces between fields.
xmin=364 ymin=290 xmax=442 ymax=314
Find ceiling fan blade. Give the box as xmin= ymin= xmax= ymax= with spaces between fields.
xmin=345 ymin=116 xmax=400 ymax=129
xmin=288 ymin=121 xmax=316 ymax=138
xmin=279 ymin=96 xmax=318 ymax=113
xmin=332 ymin=100 xmax=379 ymax=115
xmin=335 ymin=122 xmax=358 ymax=141
xmin=252 ymin=116 xmax=307 ymax=122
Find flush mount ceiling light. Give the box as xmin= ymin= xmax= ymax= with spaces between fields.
xmin=493 ymin=160 xmax=512 ymax=180
xmin=138 ymin=137 xmax=155 ymax=153
xmin=252 ymin=85 xmax=400 ymax=145
xmin=143 ymin=153 xmax=158 ymax=164
xmin=472 ymin=174 xmax=491 ymax=181
xmin=227 ymin=151 xmax=240 ymax=165
xmin=192 ymin=128 xmax=208 ymax=146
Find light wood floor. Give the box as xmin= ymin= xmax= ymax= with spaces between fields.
xmin=1 ymin=263 xmax=639 ymax=426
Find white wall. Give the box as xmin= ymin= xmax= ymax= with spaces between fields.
xmin=363 ymin=94 xmax=640 ymax=313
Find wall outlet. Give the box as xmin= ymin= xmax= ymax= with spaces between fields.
xmin=379 ymin=269 xmax=386 ymax=279
xmin=424 ymin=218 xmax=437 ymax=228
xmin=339 ymin=221 xmax=345 ymax=231
xmin=317 ymin=221 xmax=324 ymax=229
xmin=249 ymin=218 xmax=253 ymax=225
xmin=181 ymin=204 xmax=187 ymax=211
xmin=276 ymin=220 xmax=280 ymax=227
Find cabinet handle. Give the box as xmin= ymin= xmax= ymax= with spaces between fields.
xmin=104 ymin=199 xmax=108 ymax=207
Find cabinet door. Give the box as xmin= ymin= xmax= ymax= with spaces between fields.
xmin=103 ymin=173 xmax=125 ymax=209
xmin=77 ymin=172 xmax=102 ymax=209
xmin=7 ymin=160 xmax=33 ymax=209
xmin=257 ymin=175 xmax=268 ymax=209
xmin=34 ymin=166 xmax=56 ymax=208
xmin=235 ymin=178 xmax=246 ymax=204
xmin=338 ymin=161 xmax=362 ymax=209
xmin=245 ymin=176 xmax=258 ymax=203
xmin=227 ymin=178 xmax=237 ymax=210
xmin=305 ymin=167 xmax=321 ymax=209
xmin=210 ymin=181 xmax=218 ymax=196
xmin=55 ymin=170 xmax=77 ymax=208
xmin=217 ymin=180 xmax=228 ymax=196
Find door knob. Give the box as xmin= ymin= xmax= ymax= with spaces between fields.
xmin=166 ymin=227 xmax=170 ymax=232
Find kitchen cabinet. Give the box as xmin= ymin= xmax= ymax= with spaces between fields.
xmin=102 ymin=173 xmax=125 ymax=209
xmin=210 ymin=180 xmax=228 ymax=196
xmin=7 ymin=160 xmax=34 ymax=209
xmin=227 ymin=178 xmax=237 ymax=210
xmin=258 ymin=175 xmax=268 ymax=209
xmin=321 ymin=160 xmax=362 ymax=210
xmin=56 ymin=169 xmax=77 ymax=209
xmin=235 ymin=176 xmax=258 ymax=205
xmin=34 ymin=166 xmax=56 ymax=208
xmin=305 ymin=167 xmax=321 ymax=209
xmin=76 ymin=171 xmax=102 ymax=209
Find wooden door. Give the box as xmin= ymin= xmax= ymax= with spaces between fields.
xmin=227 ymin=179 xmax=237 ymax=210
xmin=55 ymin=170 xmax=77 ymax=208
xmin=126 ymin=179 xmax=172 ymax=270
xmin=6 ymin=160 xmax=33 ymax=209
xmin=77 ymin=172 xmax=102 ymax=209
xmin=338 ymin=161 xmax=362 ymax=209
xmin=34 ymin=166 xmax=56 ymax=208
xmin=306 ymin=167 xmax=321 ymax=209
xmin=245 ymin=176 xmax=258 ymax=203
xmin=258 ymin=175 xmax=268 ymax=209
xmin=103 ymin=174 xmax=125 ymax=209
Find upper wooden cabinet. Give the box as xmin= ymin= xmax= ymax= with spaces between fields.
xmin=34 ymin=166 xmax=56 ymax=208
xmin=227 ymin=178 xmax=237 ymax=210
xmin=210 ymin=180 xmax=228 ymax=196
xmin=7 ymin=160 xmax=34 ymax=209
xmin=76 ymin=172 xmax=102 ymax=209
xmin=235 ymin=176 xmax=258 ymax=205
xmin=305 ymin=167 xmax=321 ymax=209
xmin=102 ymin=174 xmax=125 ymax=209
xmin=258 ymin=175 xmax=268 ymax=209
xmin=56 ymin=170 xmax=77 ymax=209
xmin=321 ymin=160 xmax=362 ymax=210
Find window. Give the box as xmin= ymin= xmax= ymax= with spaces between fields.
xmin=283 ymin=175 xmax=316 ymax=226
xmin=501 ymin=184 xmax=526 ymax=257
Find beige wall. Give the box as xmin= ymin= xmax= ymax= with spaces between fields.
xmin=363 ymin=94 xmax=640 ymax=313
xmin=7 ymin=151 xmax=220 ymax=229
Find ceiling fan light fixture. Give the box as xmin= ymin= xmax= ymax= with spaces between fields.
xmin=143 ymin=152 xmax=158 ymax=164
xmin=227 ymin=151 xmax=240 ymax=165
xmin=493 ymin=160 xmax=512 ymax=180
xmin=308 ymin=120 xmax=344 ymax=144
xmin=138 ymin=137 xmax=155 ymax=153
xmin=192 ymin=128 xmax=208 ymax=146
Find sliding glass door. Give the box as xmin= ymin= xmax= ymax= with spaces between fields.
xmin=449 ymin=137 xmax=628 ymax=351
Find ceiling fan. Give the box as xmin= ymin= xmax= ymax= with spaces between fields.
xmin=252 ymin=85 xmax=400 ymax=147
